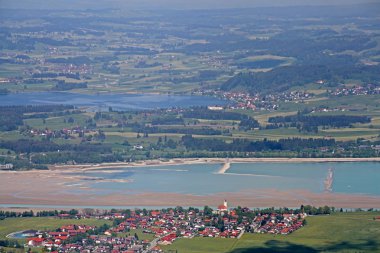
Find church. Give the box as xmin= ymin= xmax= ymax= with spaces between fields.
xmin=216 ymin=200 xmax=228 ymax=214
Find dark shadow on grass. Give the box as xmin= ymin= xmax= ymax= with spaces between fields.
xmin=227 ymin=239 xmax=379 ymax=253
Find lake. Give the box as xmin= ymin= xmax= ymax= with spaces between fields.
xmin=0 ymin=92 xmax=227 ymax=110
xmin=71 ymin=162 xmax=380 ymax=196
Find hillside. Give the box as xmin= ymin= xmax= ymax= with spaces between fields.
xmin=221 ymin=65 xmax=380 ymax=94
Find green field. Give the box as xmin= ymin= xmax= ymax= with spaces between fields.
xmin=0 ymin=217 xmax=112 ymax=241
xmin=162 ymin=212 xmax=380 ymax=253
xmin=1 ymin=213 xmax=380 ymax=252
xmin=118 ymin=228 xmax=155 ymax=241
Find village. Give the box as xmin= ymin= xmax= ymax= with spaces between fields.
xmin=18 ymin=201 xmax=306 ymax=253
xmin=193 ymin=88 xmax=315 ymax=111
xmin=194 ymin=82 xmax=380 ymax=112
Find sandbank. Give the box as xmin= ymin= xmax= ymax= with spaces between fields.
xmin=2 ymin=158 xmax=380 ymax=210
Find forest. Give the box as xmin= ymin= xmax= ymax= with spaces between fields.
xmin=267 ymin=114 xmax=371 ymax=133
xmin=181 ymin=135 xmax=336 ymax=152
xmin=0 ymin=105 xmax=74 ymax=131
xmin=221 ymin=65 xmax=380 ymax=93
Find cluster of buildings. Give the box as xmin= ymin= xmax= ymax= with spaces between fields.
xmin=199 ymin=54 xmax=227 ymax=70
xmin=27 ymin=225 xmax=95 ymax=247
xmin=194 ymin=84 xmax=380 ymax=112
xmin=330 ymin=84 xmax=380 ymax=97
xmin=27 ymin=224 xmax=146 ymax=253
xmin=0 ymin=77 xmax=21 ymax=85
xmin=26 ymin=126 xmax=95 ymax=139
xmin=310 ymin=107 xmax=348 ymax=113
xmin=264 ymin=91 xmax=312 ymax=103
xmin=194 ymin=89 xmax=314 ymax=111
xmin=21 ymin=201 xmax=306 ymax=253
xmin=41 ymin=62 xmax=93 ymax=76
xmin=251 ymin=213 xmax=305 ymax=234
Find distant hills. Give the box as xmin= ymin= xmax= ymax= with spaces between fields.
xmin=221 ymin=65 xmax=380 ymax=93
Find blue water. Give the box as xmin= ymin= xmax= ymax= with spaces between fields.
xmin=7 ymin=232 xmax=30 ymax=239
xmin=228 ymin=162 xmax=380 ymax=195
xmin=81 ymin=164 xmax=224 ymax=194
xmin=0 ymin=92 xmax=227 ymax=110
xmin=74 ymin=162 xmax=380 ymax=196
xmin=333 ymin=164 xmax=380 ymax=195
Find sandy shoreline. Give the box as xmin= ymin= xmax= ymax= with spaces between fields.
xmin=1 ymin=157 xmax=380 ymax=210
xmin=1 ymin=189 xmax=380 ymax=211
xmin=50 ymin=157 xmax=380 ymax=172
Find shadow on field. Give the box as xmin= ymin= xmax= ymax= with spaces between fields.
xmin=227 ymin=239 xmax=379 ymax=253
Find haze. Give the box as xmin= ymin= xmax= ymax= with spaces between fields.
xmin=0 ymin=0 xmax=378 ymax=10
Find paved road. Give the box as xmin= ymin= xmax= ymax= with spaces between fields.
xmin=143 ymin=236 xmax=161 ymax=253
xmin=237 ymin=229 xmax=245 ymax=239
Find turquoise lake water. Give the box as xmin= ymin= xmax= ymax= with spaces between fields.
xmin=75 ymin=162 xmax=380 ymax=196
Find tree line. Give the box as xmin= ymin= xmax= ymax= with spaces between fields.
xmin=31 ymin=151 xmax=123 ymax=164
xmin=181 ymin=135 xmax=336 ymax=152
xmin=134 ymin=126 xmax=222 ymax=136
xmin=32 ymin=72 xmax=81 ymax=79
xmin=52 ymin=80 xmax=88 ymax=91
xmin=0 ymin=139 xmax=112 ymax=154
xmin=268 ymin=114 xmax=371 ymax=133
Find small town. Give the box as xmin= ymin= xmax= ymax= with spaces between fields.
xmin=3 ymin=201 xmax=307 ymax=253
xmin=193 ymin=83 xmax=380 ymax=112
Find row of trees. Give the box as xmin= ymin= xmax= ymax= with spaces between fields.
xmin=46 ymin=56 xmax=92 ymax=66
xmin=32 ymin=72 xmax=80 ymax=79
xmin=269 ymin=114 xmax=371 ymax=128
xmin=134 ymin=126 xmax=222 ymax=136
xmin=181 ymin=135 xmax=336 ymax=152
xmin=53 ymin=80 xmax=88 ymax=91
xmin=0 ymin=139 xmax=112 ymax=154
xmin=31 ymin=151 xmax=123 ymax=164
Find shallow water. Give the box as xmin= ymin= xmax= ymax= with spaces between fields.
xmin=72 ymin=162 xmax=380 ymax=196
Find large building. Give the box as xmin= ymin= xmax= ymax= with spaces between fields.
xmin=217 ymin=200 xmax=228 ymax=214
xmin=0 ymin=163 xmax=13 ymax=170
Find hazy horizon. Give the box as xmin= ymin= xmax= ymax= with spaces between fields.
xmin=0 ymin=0 xmax=378 ymax=10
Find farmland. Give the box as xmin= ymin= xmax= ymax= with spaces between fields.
xmin=0 ymin=4 xmax=380 ymax=167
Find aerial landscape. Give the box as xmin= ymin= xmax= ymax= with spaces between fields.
xmin=1 ymin=0 xmax=380 ymax=252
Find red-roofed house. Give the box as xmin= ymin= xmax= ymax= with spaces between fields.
xmin=28 ymin=238 xmax=44 ymax=247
